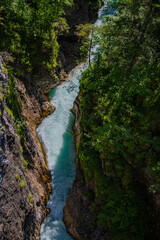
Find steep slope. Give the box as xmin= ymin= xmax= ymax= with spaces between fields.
xmin=64 ymin=1 xmax=160 ymax=240
xmin=59 ymin=0 xmax=102 ymax=72
xmin=0 ymin=54 xmax=54 ymax=239
xmin=0 ymin=0 xmax=102 ymax=239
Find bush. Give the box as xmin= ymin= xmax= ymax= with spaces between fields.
xmin=19 ymin=179 xmax=26 ymax=188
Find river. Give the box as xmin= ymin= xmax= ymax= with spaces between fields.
xmin=37 ymin=2 xmax=110 ymax=239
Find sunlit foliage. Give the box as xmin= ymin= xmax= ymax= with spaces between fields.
xmin=0 ymin=0 xmax=73 ymax=71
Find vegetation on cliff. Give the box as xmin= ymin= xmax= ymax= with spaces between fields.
xmin=78 ymin=0 xmax=160 ymax=239
xmin=0 ymin=0 xmax=102 ymax=73
xmin=0 ymin=0 xmax=103 ymax=239
xmin=0 ymin=0 xmax=75 ymax=163
xmin=0 ymin=0 xmax=73 ymax=72
xmin=0 ymin=0 xmax=103 ymax=150
xmin=0 ymin=1 xmax=75 ymax=238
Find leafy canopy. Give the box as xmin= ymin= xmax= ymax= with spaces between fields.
xmin=0 ymin=0 xmax=73 ymax=71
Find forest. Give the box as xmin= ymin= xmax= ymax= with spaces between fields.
xmin=78 ymin=0 xmax=160 ymax=239
xmin=0 ymin=0 xmax=74 ymax=71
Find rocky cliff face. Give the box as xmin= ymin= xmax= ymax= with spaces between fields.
xmin=0 ymin=56 xmax=8 ymax=184
xmin=64 ymin=169 xmax=111 ymax=240
xmin=59 ymin=0 xmax=103 ymax=72
xmin=0 ymin=54 xmax=55 ymax=239
xmin=64 ymin=96 xmax=111 ymax=240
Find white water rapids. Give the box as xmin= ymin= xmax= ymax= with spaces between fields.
xmin=37 ymin=2 xmax=112 ymax=239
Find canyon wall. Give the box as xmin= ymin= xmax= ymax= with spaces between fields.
xmin=0 ymin=54 xmax=54 ymax=239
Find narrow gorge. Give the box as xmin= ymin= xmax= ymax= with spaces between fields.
xmin=0 ymin=0 xmax=102 ymax=239
xmin=0 ymin=0 xmax=160 ymax=240
xmin=37 ymin=3 xmax=110 ymax=239
xmin=37 ymin=64 xmax=85 ymax=240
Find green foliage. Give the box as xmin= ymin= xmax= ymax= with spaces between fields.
xmin=78 ymin=0 xmax=160 ymax=238
xmin=79 ymin=133 xmax=150 ymax=239
xmin=15 ymin=174 xmax=21 ymax=180
xmin=87 ymin=0 xmax=102 ymax=10
xmin=22 ymin=157 xmax=28 ymax=170
xmin=0 ymin=7 xmax=4 ymax=25
xmin=5 ymin=106 xmax=14 ymax=118
xmin=76 ymin=24 xmax=95 ymax=62
xmin=149 ymin=184 xmax=160 ymax=194
xmin=20 ymin=216 xmax=24 ymax=223
xmin=97 ymin=189 xmax=149 ymax=240
xmin=5 ymin=74 xmax=29 ymax=172
xmin=0 ymin=0 xmax=73 ymax=71
xmin=6 ymin=73 xmax=22 ymax=120
xmin=29 ymin=193 xmax=33 ymax=202
xmin=0 ymin=93 xmax=3 ymax=101
xmin=15 ymin=174 xmax=26 ymax=188
xmin=6 ymin=70 xmax=26 ymax=143
xmin=29 ymin=193 xmax=33 ymax=207
xmin=19 ymin=179 xmax=26 ymax=188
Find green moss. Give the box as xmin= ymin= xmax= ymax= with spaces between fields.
xmin=6 ymin=74 xmax=22 ymax=121
xmin=19 ymin=179 xmax=26 ymax=188
xmin=15 ymin=174 xmax=26 ymax=188
xmin=15 ymin=174 xmax=21 ymax=180
xmin=5 ymin=106 xmax=14 ymax=118
xmin=1 ymin=68 xmax=8 ymax=75
xmin=20 ymin=216 xmax=24 ymax=223
xmin=5 ymin=72 xmax=26 ymax=146
xmin=22 ymin=157 xmax=28 ymax=169
xmin=0 ymin=82 xmax=2 ymax=91
xmin=0 ymin=93 xmax=3 ymax=101
xmin=20 ymin=145 xmax=23 ymax=154
xmin=29 ymin=193 xmax=33 ymax=207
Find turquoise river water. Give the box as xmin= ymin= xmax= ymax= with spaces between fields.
xmin=37 ymin=64 xmax=86 ymax=240
xmin=37 ymin=2 xmax=112 ymax=239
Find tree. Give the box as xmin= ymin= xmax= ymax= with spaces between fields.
xmin=0 ymin=0 xmax=73 ymax=71
xmin=76 ymin=23 xmax=96 ymax=66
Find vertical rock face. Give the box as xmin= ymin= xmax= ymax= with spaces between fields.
xmin=0 ymin=56 xmax=8 ymax=183
xmin=0 ymin=55 xmax=54 ymax=240
xmin=59 ymin=0 xmax=102 ymax=72
xmin=65 ymin=0 xmax=101 ymax=33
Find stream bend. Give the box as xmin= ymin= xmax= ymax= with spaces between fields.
xmin=37 ymin=64 xmax=86 ymax=240
xmin=37 ymin=2 xmax=110 ymax=239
